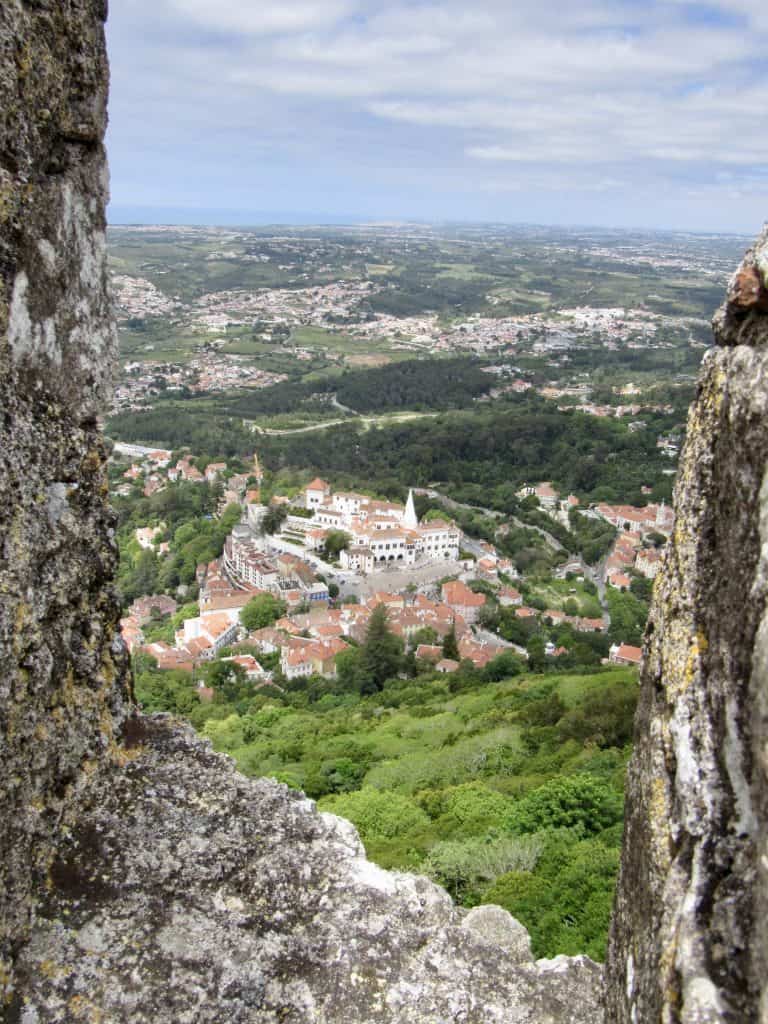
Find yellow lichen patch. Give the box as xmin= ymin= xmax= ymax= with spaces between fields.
xmin=0 ymin=179 xmax=18 ymax=228
xmin=665 ymin=629 xmax=706 ymax=699
xmin=659 ymin=934 xmax=683 ymax=1019
xmin=57 ymin=667 xmax=77 ymax=709
xmin=68 ymin=995 xmax=102 ymax=1023
xmin=0 ymin=960 xmax=13 ymax=1002
xmin=39 ymin=959 xmax=64 ymax=980
xmin=14 ymin=600 xmax=30 ymax=636
xmin=108 ymin=741 xmax=144 ymax=767
xmin=647 ymin=777 xmax=673 ymax=872
xmin=99 ymin=703 xmax=115 ymax=746
xmin=101 ymin=651 xmax=116 ymax=686
xmin=81 ymin=449 xmax=102 ymax=475
xmin=14 ymin=42 xmax=33 ymax=79
xmin=683 ymin=632 xmax=704 ymax=687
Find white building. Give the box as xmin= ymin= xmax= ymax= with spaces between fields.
xmin=223 ymin=526 xmax=281 ymax=590
xmin=326 ymin=486 xmax=460 ymax=572
xmin=306 ymin=477 xmax=331 ymax=508
xmin=177 ymin=611 xmax=240 ymax=659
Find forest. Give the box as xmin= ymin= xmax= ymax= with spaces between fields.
xmin=226 ymin=356 xmax=495 ymax=417
xmin=257 ymin=401 xmax=678 ymax=505
xmin=108 ymin=408 xmax=255 ymax=458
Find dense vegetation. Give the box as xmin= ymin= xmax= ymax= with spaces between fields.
xmin=112 ymin=478 xmax=244 ymax=603
xmin=134 ymin=657 xmax=637 ymax=962
xmin=108 ymin=408 xmax=255 ymax=457
xmin=224 ymin=357 xmax=494 ymax=417
xmin=257 ymin=400 xmax=678 ymax=505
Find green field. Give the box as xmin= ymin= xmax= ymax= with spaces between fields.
xmin=525 ymin=578 xmax=604 ymax=618
xmin=290 ymin=325 xmax=406 ymax=360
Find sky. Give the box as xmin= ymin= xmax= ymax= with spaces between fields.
xmin=106 ymin=0 xmax=768 ymax=233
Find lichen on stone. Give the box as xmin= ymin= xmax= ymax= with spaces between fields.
xmin=605 ymin=224 xmax=768 ymax=1023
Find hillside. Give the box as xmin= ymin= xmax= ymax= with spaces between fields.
xmin=136 ymin=660 xmax=636 ymax=961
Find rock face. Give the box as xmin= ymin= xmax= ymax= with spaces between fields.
xmin=0 ymin=4 xmax=606 ymax=1021
xmin=605 ymin=226 xmax=768 ymax=1022
xmin=0 ymin=0 xmax=131 ymax=1003
xmin=12 ymin=718 xmax=603 ymax=1023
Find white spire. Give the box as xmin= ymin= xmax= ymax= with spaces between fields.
xmin=404 ymin=488 xmax=418 ymax=529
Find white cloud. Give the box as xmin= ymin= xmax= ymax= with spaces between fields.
xmin=168 ymin=0 xmax=359 ymax=35
xmin=105 ymin=0 xmax=768 ymax=229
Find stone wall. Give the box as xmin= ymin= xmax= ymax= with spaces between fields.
xmin=0 ymin=0 xmax=130 ymax=1003
xmin=605 ymin=227 xmax=768 ymax=1022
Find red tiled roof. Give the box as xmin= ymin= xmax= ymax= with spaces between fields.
xmin=616 ymin=644 xmax=642 ymax=664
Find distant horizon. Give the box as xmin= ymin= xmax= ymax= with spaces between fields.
xmin=106 ymin=206 xmax=758 ymax=239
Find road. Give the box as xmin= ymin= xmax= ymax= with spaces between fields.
xmin=473 ymin=627 xmax=528 ymax=659
xmin=246 ymin=409 xmax=440 ymax=437
xmin=331 ymin=558 xmax=467 ymax=602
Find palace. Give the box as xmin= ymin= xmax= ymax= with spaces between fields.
xmin=304 ymin=480 xmax=461 ymax=573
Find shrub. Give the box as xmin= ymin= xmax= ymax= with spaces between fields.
xmin=504 ymin=775 xmax=623 ymax=836
xmin=422 ymin=833 xmax=544 ymax=903
xmin=483 ymin=837 xmax=620 ymax=961
xmin=429 ymin=781 xmax=511 ymax=835
xmin=319 ymin=787 xmax=430 ymax=841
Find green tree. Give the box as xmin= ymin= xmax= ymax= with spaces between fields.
xmin=629 ymin=575 xmax=652 ymax=602
xmin=526 ymin=635 xmax=547 ymax=672
xmin=261 ymin=504 xmax=288 ymax=535
xmin=319 ymin=788 xmax=429 ymax=841
xmin=335 ymin=647 xmax=364 ymax=692
xmin=422 ymin=834 xmax=542 ymax=903
xmin=482 ymin=871 xmax=553 ymax=934
xmin=409 ymin=626 xmax=439 ymax=649
xmin=556 ymin=683 xmax=637 ymax=748
xmin=359 ymin=604 xmax=403 ymax=693
xmin=513 ymin=838 xmax=621 ymax=961
xmin=202 ymin=713 xmax=245 ymax=752
xmin=132 ymin=547 xmax=159 ymax=599
xmin=442 ymin=622 xmax=459 ymax=661
xmin=483 ymin=651 xmax=524 ymax=681
xmin=323 ymin=529 xmax=351 ymax=560
xmin=504 ymin=775 xmax=623 ymax=837
xmin=206 ymin=660 xmax=248 ymax=703
xmin=240 ymin=593 xmax=287 ymax=631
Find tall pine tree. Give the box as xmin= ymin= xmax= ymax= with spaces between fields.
xmin=442 ymin=620 xmax=459 ymax=661
xmin=359 ymin=604 xmax=402 ymax=693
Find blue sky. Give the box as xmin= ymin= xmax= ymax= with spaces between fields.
xmin=106 ymin=1 xmax=768 ymax=232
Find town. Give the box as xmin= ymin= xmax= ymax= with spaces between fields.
xmin=115 ymin=442 xmax=674 ymax=700
xmin=107 ymin=222 xmax=736 ymax=416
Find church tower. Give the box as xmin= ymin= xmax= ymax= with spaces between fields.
xmin=404 ymin=489 xmax=418 ymax=529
